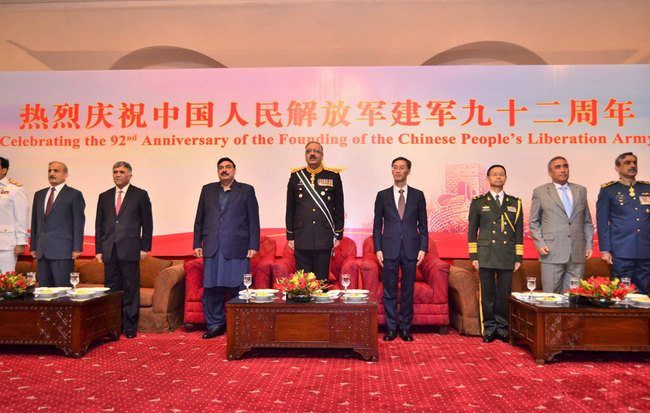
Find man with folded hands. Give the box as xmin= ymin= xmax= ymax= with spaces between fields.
xmin=372 ymin=157 xmax=428 ymax=342
xmin=95 ymin=161 xmax=152 ymax=339
xmin=468 ymin=164 xmax=523 ymax=343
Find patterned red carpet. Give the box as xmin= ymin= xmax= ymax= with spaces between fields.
xmin=1 ymin=328 xmax=649 ymax=412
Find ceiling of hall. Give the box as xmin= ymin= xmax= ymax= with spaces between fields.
xmin=1 ymin=0 xmax=648 ymax=70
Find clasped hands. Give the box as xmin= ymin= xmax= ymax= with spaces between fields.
xmin=376 ymin=250 xmax=426 ymax=268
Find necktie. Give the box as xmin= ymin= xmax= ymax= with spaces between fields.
xmin=45 ymin=187 xmax=56 ymax=217
xmin=116 ymin=190 xmax=123 ymax=215
xmin=398 ymin=189 xmax=405 ymax=219
xmin=495 ymin=193 xmax=500 ymax=206
xmin=560 ymin=186 xmax=572 ymax=217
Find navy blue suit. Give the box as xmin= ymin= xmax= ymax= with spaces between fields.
xmin=193 ymin=181 xmax=260 ymax=267
xmin=193 ymin=180 xmax=260 ymax=329
xmin=30 ymin=184 xmax=86 ymax=287
xmin=372 ymin=186 xmax=428 ymax=331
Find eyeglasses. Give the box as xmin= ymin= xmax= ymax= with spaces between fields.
xmin=305 ymin=149 xmax=322 ymax=154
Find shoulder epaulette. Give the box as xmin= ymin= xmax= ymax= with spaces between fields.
xmin=323 ymin=166 xmax=344 ymax=173
xmin=638 ymin=180 xmax=650 ymax=185
xmin=473 ymin=194 xmax=486 ymax=200
xmin=601 ymin=181 xmax=617 ymax=188
xmin=8 ymin=179 xmax=22 ymax=187
xmin=290 ymin=166 xmax=306 ymax=173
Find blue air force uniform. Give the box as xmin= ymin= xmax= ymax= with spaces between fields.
xmin=596 ymin=180 xmax=650 ymax=293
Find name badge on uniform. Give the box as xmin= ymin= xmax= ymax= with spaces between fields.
xmin=317 ymin=178 xmax=333 ymax=187
xmin=640 ymin=196 xmax=650 ymax=205
xmin=507 ymin=206 xmax=516 ymax=213
xmin=481 ymin=206 xmax=490 ymax=212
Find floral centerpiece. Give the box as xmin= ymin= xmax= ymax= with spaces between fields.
xmin=0 ymin=272 xmax=35 ymax=298
xmin=567 ymin=276 xmax=636 ymax=307
xmin=274 ymin=269 xmax=328 ymax=302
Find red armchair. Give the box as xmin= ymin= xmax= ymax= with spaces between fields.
xmin=183 ymin=235 xmax=277 ymax=330
xmin=271 ymin=237 xmax=359 ymax=290
xmin=359 ymin=235 xmax=449 ymax=330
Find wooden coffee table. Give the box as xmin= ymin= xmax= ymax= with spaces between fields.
xmin=509 ymin=296 xmax=650 ymax=364
xmin=226 ymin=293 xmax=378 ymax=361
xmin=0 ymin=292 xmax=122 ymax=357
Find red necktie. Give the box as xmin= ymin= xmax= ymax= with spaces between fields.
xmin=116 ymin=190 xmax=123 ymax=215
xmin=45 ymin=187 xmax=56 ymax=217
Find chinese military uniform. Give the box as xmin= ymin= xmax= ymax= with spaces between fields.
xmin=596 ymin=180 xmax=650 ymax=294
xmin=0 ymin=177 xmax=29 ymax=273
xmin=468 ymin=192 xmax=523 ymax=340
xmin=286 ymin=165 xmax=344 ymax=281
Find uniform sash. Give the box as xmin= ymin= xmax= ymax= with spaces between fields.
xmin=297 ymin=169 xmax=336 ymax=237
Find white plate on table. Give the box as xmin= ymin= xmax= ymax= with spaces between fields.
xmin=250 ymin=296 xmax=277 ymax=303
xmin=67 ymin=288 xmax=106 ymax=299
xmin=250 ymin=289 xmax=279 ymax=294
xmin=35 ymin=287 xmax=70 ymax=298
xmin=533 ymin=294 xmax=566 ymax=303
xmin=630 ymin=296 xmax=650 ymax=307
xmin=627 ymin=293 xmax=648 ymax=300
xmin=344 ymin=289 xmax=369 ymax=295
xmin=343 ymin=293 xmax=368 ymax=302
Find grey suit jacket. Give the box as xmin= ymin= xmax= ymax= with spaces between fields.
xmin=529 ymin=182 xmax=594 ymax=264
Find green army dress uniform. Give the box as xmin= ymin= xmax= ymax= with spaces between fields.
xmin=468 ymin=192 xmax=523 ymax=340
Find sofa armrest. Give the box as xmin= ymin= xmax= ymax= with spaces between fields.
xmin=339 ymin=255 xmax=360 ymax=289
xmin=152 ymin=263 xmax=186 ymax=314
xmin=359 ymin=255 xmax=380 ymax=294
xmin=420 ymin=257 xmax=450 ymax=304
xmin=271 ymin=256 xmax=296 ymax=286
xmin=447 ymin=265 xmax=479 ymax=320
xmin=184 ymin=259 xmax=204 ymax=302
xmin=253 ymin=256 xmax=275 ymax=289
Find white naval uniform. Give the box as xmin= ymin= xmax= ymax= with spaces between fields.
xmin=0 ymin=177 xmax=29 ymax=273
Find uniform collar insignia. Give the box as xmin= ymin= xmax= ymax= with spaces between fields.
xmin=306 ymin=165 xmax=323 ymax=174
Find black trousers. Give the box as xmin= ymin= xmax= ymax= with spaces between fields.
xmin=382 ymin=245 xmax=416 ymax=331
xmin=104 ymin=244 xmax=140 ymax=335
xmin=478 ymin=267 xmax=513 ymax=337
xmin=37 ymin=257 xmax=74 ymax=287
xmin=294 ymin=248 xmax=331 ymax=282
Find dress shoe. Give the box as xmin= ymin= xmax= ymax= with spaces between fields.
xmin=399 ymin=329 xmax=414 ymax=342
xmin=483 ymin=332 xmax=495 ymax=343
xmin=202 ymin=325 xmax=226 ymax=339
xmin=383 ymin=330 xmax=397 ymax=341
xmin=496 ymin=331 xmax=509 ymax=343
xmin=125 ymin=332 xmax=137 ymax=339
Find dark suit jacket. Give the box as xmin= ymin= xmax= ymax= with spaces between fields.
xmin=30 ymin=184 xmax=86 ymax=259
xmin=193 ymin=180 xmax=260 ymax=259
xmin=372 ymin=186 xmax=428 ymax=260
xmin=95 ymin=185 xmax=153 ymax=262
